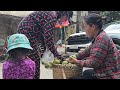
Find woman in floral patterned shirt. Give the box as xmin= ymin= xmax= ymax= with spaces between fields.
xmin=2 ymin=34 xmax=35 ymax=79
xmin=17 ymin=11 xmax=73 ymax=79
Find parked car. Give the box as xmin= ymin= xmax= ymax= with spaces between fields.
xmin=66 ymin=21 xmax=120 ymax=52
xmin=66 ymin=32 xmax=91 ymax=52
xmin=104 ymin=22 xmax=120 ymax=49
xmin=103 ymin=21 xmax=120 ymax=30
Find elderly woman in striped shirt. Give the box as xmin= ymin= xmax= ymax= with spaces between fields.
xmin=67 ymin=13 xmax=120 ymax=79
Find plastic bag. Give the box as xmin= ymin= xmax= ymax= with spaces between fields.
xmin=41 ymin=47 xmax=54 ymax=64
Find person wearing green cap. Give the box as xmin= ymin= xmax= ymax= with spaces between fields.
xmin=2 ymin=34 xmax=35 ymax=79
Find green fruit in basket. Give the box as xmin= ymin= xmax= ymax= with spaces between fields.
xmin=49 ymin=64 xmax=52 ymax=68
xmin=68 ymin=63 xmax=72 ymax=64
xmin=49 ymin=61 xmax=53 ymax=65
xmin=62 ymin=61 xmax=69 ymax=64
xmin=45 ymin=65 xmax=49 ymax=68
xmin=49 ymin=61 xmax=53 ymax=68
xmin=41 ymin=61 xmax=45 ymax=65
xmin=69 ymin=55 xmax=76 ymax=59
xmin=53 ymin=59 xmax=61 ymax=64
xmin=44 ymin=63 xmax=51 ymax=68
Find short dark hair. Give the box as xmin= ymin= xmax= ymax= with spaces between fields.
xmin=84 ymin=13 xmax=103 ymax=30
xmin=8 ymin=48 xmax=29 ymax=59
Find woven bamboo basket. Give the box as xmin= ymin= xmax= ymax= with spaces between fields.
xmin=52 ymin=64 xmax=83 ymax=79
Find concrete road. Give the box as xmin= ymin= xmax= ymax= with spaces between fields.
xmin=0 ymin=63 xmax=2 ymax=79
xmin=40 ymin=62 xmax=53 ymax=79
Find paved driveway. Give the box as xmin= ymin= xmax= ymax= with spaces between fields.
xmin=0 ymin=63 xmax=2 ymax=79
xmin=40 ymin=62 xmax=53 ymax=79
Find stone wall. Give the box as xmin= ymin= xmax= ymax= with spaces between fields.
xmin=0 ymin=14 xmax=22 ymax=40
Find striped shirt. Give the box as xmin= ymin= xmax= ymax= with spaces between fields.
xmin=76 ymin=31 xmax=120 ymax=79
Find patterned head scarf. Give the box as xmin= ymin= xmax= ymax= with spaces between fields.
xmin=54 ymin=11 xmax=73 ymax=28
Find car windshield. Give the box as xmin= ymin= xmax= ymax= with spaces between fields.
xmin=104 ymin=24 xmax=120 ymax=31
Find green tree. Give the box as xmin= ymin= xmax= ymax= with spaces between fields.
xmin=89 ymin=11 xmax=120 ymax=24
xmin=100 ymin=11 xmax=120 ymax=22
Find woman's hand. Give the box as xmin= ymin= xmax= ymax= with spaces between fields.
xmin=66 ymin=57 xmax=80 ymax=64
xmin=65 ymin=57 xmax=83 ymax=68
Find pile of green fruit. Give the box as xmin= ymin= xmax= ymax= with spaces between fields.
xmin=42 ymin=58 xmax=71 ymax=69
xmin=42 ymin=55 xmax=77 ymax=69
xmin=69 ymin=55 xmax=77 ymax=59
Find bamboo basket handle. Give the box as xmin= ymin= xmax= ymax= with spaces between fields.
xmin=61 ymin=69 xmax=66 ymax=79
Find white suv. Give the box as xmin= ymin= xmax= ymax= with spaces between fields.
xmin=66 ymin=32 xmax=91 ymax=52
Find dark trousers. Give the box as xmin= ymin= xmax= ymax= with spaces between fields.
xmin=69 ymin=69 xmax=97 ymax=79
